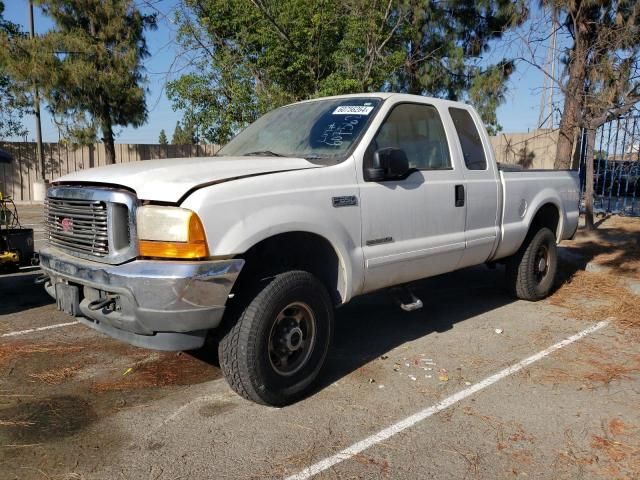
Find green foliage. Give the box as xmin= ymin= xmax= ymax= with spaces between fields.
xmin=0 ymin=0 xmax=156 ymax=161
xmin=158 ymin=128 xmax=168 ymax=145
xmin=168 ymin=0 xmax=527 ymax=143
xmin=171 ymin=121 xmax=196 ymax=145
xmin=468 ymin=61 xmax=514 ymax=135
xmin=0 ymin=1 xmax=27 ymax=140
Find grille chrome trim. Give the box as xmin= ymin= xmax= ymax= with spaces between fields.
xmin=45 ymin=186 xmax=138 ymax=264
xmin=45 ymin=198 xmax=109 ymax=257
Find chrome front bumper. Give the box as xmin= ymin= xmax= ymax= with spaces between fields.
xmin=39 ymin=247 xmax=244 ymax=351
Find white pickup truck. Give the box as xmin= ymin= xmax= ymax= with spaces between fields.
xmin=40 ymin=93 xmax=579 ymax=405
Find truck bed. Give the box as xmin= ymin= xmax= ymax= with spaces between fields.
xmin=493 ymin=169 xmax=580 ymax=260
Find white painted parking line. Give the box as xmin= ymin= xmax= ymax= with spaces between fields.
xmin=1 ymin=321 xmax=79 ymax=338
xmin=285 ymin=320 xmax=609 ymax=480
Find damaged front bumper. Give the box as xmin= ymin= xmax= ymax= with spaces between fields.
xmin=39 ymin=247 xmax=244 ymax=351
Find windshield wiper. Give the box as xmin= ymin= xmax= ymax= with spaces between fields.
xmin=243 ymin=150 xmax=285 ymax=157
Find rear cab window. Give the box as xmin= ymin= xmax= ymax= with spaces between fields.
xmin=449 ymin=107 xmax=487 ymax=170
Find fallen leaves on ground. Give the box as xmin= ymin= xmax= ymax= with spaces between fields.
xmin=28 ymin=366 xmax=79 ymax=385
xmin=550 ymin=270 xmax=640 ymax=331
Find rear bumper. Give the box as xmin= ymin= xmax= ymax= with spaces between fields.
xmin=39 ymin=247 xmax=244 ymax=351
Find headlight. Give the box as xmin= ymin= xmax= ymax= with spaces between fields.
xmin=137 ymin=205 xmax=209 ymax=259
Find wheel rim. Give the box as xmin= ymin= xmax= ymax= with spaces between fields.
xmin=268 ymin=302 xmax=317 ymax=377
xmin=534 ymin=244 xmax=549 ymax=283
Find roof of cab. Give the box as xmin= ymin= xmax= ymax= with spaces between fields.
xmin=291 ymin=92 xmax=473 ymax=110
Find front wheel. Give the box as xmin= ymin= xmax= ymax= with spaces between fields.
xmin=506 ymin=227 xmax=558 ymax=301
xmin=218 ymin=270 xmax=333 ymax=406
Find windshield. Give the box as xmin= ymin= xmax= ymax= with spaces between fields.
xmin=217 ymin=97 xmax=382 ymax=162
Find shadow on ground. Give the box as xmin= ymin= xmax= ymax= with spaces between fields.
xmin=0 ymin=271 xmax=53 ymax=315
xmin=195 ymin=264 xmax=517 ymax=401
xmin=558 ymin=220 xmax=640 ymax=281
xmin=317 ymin=265 xmax=514 ymax=392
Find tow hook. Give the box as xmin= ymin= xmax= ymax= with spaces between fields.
xmin=87 ymin=296 xmax=118 ymax=311
xmin=34 ymin=274 xmax=49 ymax=285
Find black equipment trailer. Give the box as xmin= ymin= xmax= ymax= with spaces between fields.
xmin=0 ymin=148 xmax=36 ymax=271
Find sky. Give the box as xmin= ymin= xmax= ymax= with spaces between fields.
xmin=4 ymin=0 xmax=557 ymax=144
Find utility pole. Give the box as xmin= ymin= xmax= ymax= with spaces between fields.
xmin=29 ymin=1 xmax=45 ymax=181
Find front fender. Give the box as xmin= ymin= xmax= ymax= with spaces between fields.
xmin=218 ymin=205 xmax=359 ymax=302
xmin=180 ymin=166 xmax=364 ymax=302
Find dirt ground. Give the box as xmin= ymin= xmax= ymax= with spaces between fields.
xmin=1 ymin=206 xmax=639 ymax=480
xmin=562 ymin=215 xmax=640 ymax=279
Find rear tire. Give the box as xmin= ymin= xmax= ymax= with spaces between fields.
xmin=506 ymin=227 xmax=557 ymax=301
xmin=218 ymin=270 xmax=333 ymax=406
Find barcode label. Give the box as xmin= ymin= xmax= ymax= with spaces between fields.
xmin=332 ymin=106 xmax=374 ymax=115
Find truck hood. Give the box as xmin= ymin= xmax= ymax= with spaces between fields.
xmin=54 ymin=156 xmax=321 ymax=203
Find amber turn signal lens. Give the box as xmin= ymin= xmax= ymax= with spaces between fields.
xmin=138 ymin=211 xmax=209 ymax=259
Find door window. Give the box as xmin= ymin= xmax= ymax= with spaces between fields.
xmin=449 ymin=107 xmax=487 ymax=170
xmin=368 ymin=103 xmax=451 ymax=170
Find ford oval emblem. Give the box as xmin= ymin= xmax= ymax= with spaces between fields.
xmin=61 ymin=217 xmax=73 ymax=232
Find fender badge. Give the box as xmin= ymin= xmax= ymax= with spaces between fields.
xmin=332 ymin=196 xmax=358 ymax=208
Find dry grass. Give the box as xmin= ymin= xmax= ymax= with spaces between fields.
xmin=610 ymin=418 xmax=627 ymax=436
xmin=353 ymin=453 xmax=391 ymax=475
xmin=550 ymin=270 xmax=640 ymax=330
xmin=90 ymin=352 xmax=216 ymax=392
xmin=602 ymin=215 xmax=640 ymax=233
xmin=535 ymin=336 xmax=640 ymax=387
xmin=564 ymin=215 xmax=640 ymax=279
xmin=0 ymin=343 xmax=85 ymax=365
xmin=582 ymin=358 xmax=640 ymax=384
xmin=28 ymin=366 xmax=79 ymax=385
xmin=0 ymin=420 xmax=35 ymax=427
xmin=462 ymin=407 xmax=536 ymax=451
xmin=555 ymin=418 xmax=640 ymax=479
xmin=590 ymin=418 xmax=640 ymax=478
xmin=552 ymin=216 xmax=640 ymax=334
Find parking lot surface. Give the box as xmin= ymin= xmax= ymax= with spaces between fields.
xmin=1 ymin=207 xmax=639 ymax=479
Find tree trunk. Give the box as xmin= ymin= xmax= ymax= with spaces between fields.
xmin=404 ymin=41 xmax=421 ymax=94
xmin=584 ymin=127 xmax=596 ymax=230
xmin=554 ymin=38 xmax=587 ymax=170
xmin=404 ymin=10 xmax=422 ymax=95
xmin=101 ymin=117 xmax=116 ymax=165
xmin=555 ymin=95 xmax=581 ymax=169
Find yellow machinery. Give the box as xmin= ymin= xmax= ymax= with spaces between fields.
xmin=0 ymin=149 xmax=35 ymax=272
xmin=0 ymin=191 xmax=24 ymax=270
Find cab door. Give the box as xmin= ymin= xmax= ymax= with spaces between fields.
xmin=448 ymin=107 xmax=500 ymax=268
xmin=358 ymin=101 xmax=467 ymax=293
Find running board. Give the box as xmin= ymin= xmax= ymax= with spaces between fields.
xmin=390 ymin=286 xmax=424 ymax=312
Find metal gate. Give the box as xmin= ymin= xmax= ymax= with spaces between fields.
xmin=579 ymin=115 xmax=640 ymax=216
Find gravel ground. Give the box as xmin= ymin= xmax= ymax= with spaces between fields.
xmin=1 ymin=207 xmax=638 ymax=480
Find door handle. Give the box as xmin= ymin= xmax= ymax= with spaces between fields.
xmin=455 ymin=184 xmax=465 ymax=207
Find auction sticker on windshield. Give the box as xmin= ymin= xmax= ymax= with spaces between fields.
xmin=333 ymin=105 xmax=374 ymax=115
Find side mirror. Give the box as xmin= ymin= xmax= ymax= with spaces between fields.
xmin=365 ymin=147 xmax=410 ymax=181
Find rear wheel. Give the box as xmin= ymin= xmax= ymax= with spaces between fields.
xmin=218 ymin=270 xmax=333 ymax=406
xmin=506 ymin=227 xmax=557 ymax=301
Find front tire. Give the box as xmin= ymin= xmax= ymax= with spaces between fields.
xmin=218 ymin=270 xmax=333 ymax=406
xmin=506 ymin=227 xmax=558 ymax=301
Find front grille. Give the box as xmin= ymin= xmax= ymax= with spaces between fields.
xmin=45 ymin=197 xmax=109 ymax=257
xmin=44 ymin=186 xmax=137 ymax=264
